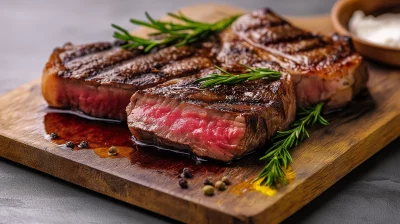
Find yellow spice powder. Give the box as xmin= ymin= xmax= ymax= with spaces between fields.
xmin=252 ymin=166 xmax=296 ymax=196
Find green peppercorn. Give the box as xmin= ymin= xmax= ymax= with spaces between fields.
xmin=203 ymin=185 xmax=214 ymax=196
xmin=108 ymin=146 xmax=118 ymax=156
xmin=221 ymin=176 xmax=231 ymax=185
xmin=215 ymin=181 xmax=226 ymax=191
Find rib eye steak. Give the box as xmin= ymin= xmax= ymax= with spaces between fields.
xmin=126 ymin=64 xmax=296 ymax=161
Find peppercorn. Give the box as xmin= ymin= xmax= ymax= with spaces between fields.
xmin=182 ymin=167 xmax=193 ymax=178
xmin=203 ymin=185 xmax=214 ymax=196
xmin=108 ymin=146 xmax=118 ymax=156
xmin=49 ymin=132 xmax=59 ymax=140
xmin=203 ymin=178 xmax=213 ymax=186
xmin=221 ymin=176 xmax=231 ymax=185
xmin=215 ymin=181 xmax=226 ymax=191
xmin=78 ymin=141 xmax=88 ymax=149
xmin=65 ymin=141 xmax=74 ymax=149
xmin=179 ymin=178 xmax=188 ymax=189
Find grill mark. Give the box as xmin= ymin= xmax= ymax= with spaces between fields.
xmin=85 ymin=46 xmax=201 ymax=85
xmin=160 ymin=56 xmax=212 ymax=77
xmin=139 ymin=70 xmax=292 ymax=113
xmin=232 ymin=7 xmax=354 ymax=67
xmin=62 ymin=48 xmax=138 ymax=79
xmin=257 ymin=37 xmax=351 ymax=65
xmin=234 ymin=8 xmax=288 ymax=32
xmin=60 ymin=42 xmax=113 ymax=62
xmin=234 ymin=20 xmax=287 ymax=32
xmin=216 ymin=33 xmax=265 ymax=68
xmin=124 ymin=73 xmax=164 ymax=88
xmin=125 ymin=57 xmax=212 ymax=87
xmin=146 ymin=80 xmax=285 ymax=109
xmin=244 ymin=25 xmax=314 ymax=45
xmin=292 ymin=43 xmax=352 ymax=65
xmin=85 ymin=55 xmax=211 ymax=88
xmin=268 ymin=38 xmax=327 ymax=54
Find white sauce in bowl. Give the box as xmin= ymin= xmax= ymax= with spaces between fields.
xmin=349 ymin=10 xmax=400 ymax=48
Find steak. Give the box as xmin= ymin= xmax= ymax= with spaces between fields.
xmin=42 ymin=40 xmax=218 ymax=120
xmin=230 ymin=8 xmax=369 ymax=110
xmin=42 ymin=9 xmax=368 ymax=121
xmin=41 ymin=8 xmax=369 ymax=161
xmin=126 ymin=64 xmax=296 ymax=161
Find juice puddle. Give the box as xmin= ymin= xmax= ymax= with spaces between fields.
xmin=43 ymin=112 xmax=225 ymax=176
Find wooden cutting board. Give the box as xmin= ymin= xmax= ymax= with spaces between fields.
xmin=0 ymin=4 xmax=399 ymax=224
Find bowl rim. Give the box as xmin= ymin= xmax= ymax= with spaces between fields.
xmin=331 ymin=0 xmax=400 ymax=52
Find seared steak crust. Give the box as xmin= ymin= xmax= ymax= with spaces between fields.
xmin=126 ymin=66 xmax=296 ymax=161
xmin=42 ymin=39 xmax=218 ymax=120
xmin=42 ymin=9 xmax=368 ymax=120
xmin=41 ymin=8 xmax=369 ymax=161
xmin=231 ymin=8 xmax=368 ymax=109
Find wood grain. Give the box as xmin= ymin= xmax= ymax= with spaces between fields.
xmin=0 ymin=4 xmax=399 ymax=224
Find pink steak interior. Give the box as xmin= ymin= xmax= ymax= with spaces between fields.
xmin=54 ymin=80 xmax=134 ymax=120
xmin=128 ymin=95 xmax=247 ymax=160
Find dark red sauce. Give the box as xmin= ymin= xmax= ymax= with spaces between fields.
xmin=43 ymin=112 xmax=225 ymax=176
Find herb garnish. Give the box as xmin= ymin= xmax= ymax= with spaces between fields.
xmin=194 ymin=65 xmax=282 ymax=88
xmin=112 ymin=12 xmax=240 ymax=52
xmin=255 ymin=102 xmax=329 ymax=188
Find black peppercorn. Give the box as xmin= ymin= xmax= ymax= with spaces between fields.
xmin=179 ymin=178 xmax=188 ymax=189
xmin=49 ymin=132 xmax=59 ymax=140
xmin=78 ymin=141 xmax=88 ymax=149
xmin=203 ymin=178 xmax=213 ymax=186
xmin=182 ymin=168 xmax=193 ymax=178
xmin=65 ymin=141 xmax=74 ymax=149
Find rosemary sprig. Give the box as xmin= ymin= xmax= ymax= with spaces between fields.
xmin=255 ymin=102 xmax=329 ymax=188
xmin=194 ymin=65 xmax=282 ymax=88
xmin=112 ymin=12 xmax=240 ymax=52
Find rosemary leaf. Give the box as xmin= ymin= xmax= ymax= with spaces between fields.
xmin=255 ymin=102 xmax=329 ymax=188
xmin=112 ymin=12 xmax=241 ymax=52
xmin=194 ymin=65 xmax=282 ymax=88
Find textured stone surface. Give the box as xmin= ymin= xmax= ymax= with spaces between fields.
xmin=0 ymin=0 xmax=399 ymax=223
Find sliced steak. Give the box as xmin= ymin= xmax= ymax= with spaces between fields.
xmin=42 ymin=40 xmax=218 ymax=120
xmin=231 ymin=8 xmax=369 ymax=110
xmin=126 ymin=65 xmax=296 ymax=161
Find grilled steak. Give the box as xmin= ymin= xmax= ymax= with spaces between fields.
xmin=42 ymin=40 xmax=218 ymax=120
xmin=231 ymin=8 xmax=368 ymax=110
xmin=42 ymin=9 xmax=368 ymax=121
xmin=42 ymin=8 xmax=369 ymax=161
xmin=126 ymin=64 xmax=296 ymax=161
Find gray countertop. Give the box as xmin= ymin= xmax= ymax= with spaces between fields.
xmin=1 ymin=0 xmax=399 ymax=223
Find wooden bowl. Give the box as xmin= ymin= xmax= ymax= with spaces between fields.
xmin=331 ymin=0 xmax=400 ymax=66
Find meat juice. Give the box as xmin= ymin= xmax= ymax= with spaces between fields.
xmin=43 ymin=112 xmax=225 ymax=176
